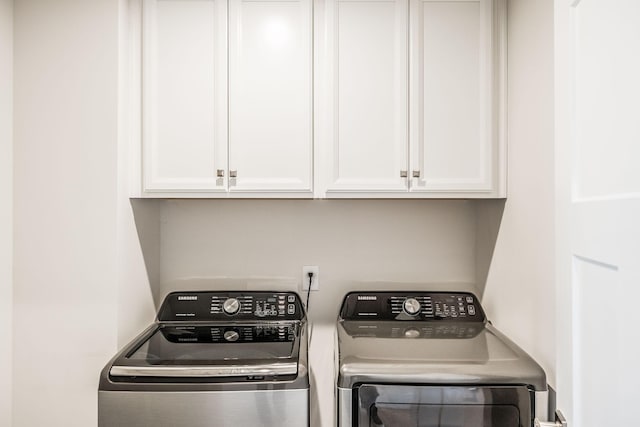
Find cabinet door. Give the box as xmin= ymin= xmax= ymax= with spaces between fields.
xmin=142 ymin=0 xmax=228 ymax=192
xmin=228 ymin=0 xmax=313 ymax=193
xmin=320 ymin=0 xmax=409 ymax=194
xmin=409 ymin=0 xmax=498 ymax=194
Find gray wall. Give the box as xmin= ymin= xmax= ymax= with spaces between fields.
xmin=482 ymin=0 xmax=556 ymax=386
xmin=0 ymin=0 xmax=13 ymax=424
xmin=12 ymin=0 xmax=120 ymax=425
xmin=155 ymin=199 xmax=479 ymax=323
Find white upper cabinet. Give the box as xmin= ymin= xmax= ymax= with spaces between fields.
xmin=141 ymin=0 xmax=312 ymax=196
xmin=409 ymin=0 xmax=500 ymax=195
xmin=137 ymin=0 xmax=505 ymax=198
xmin=317 ymin=0 xmax=505 ymax=198
xmin=228 ymin=0 xmax=313 ymax=193
xmin=142 ymin=0 xmax=227 ymax=193
xmin=318 ymin=0 xmax=409 ymax=194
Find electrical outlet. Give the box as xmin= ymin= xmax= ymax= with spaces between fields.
xmin=302 ymin=266 xmax=319 ymax=291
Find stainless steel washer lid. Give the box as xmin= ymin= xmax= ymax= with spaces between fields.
xmin=336 ymin=292 xmax=547 ymax=391
xmin=108 ymin=322 xmax=302 ymax=378
xmin=100 ymin=321 xmax=310 ymax=392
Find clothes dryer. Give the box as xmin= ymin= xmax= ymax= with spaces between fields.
xmin=337 ymin=291 xmax=548 ymax=427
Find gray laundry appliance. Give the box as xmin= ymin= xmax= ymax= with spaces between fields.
xmin=337 ymin=291 xmax=549 ymax=427
xmin=99 ymin=291 xmax=309 ymax=427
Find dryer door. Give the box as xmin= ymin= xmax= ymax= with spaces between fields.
xmin=356 ymin=385 xmax=532 ymax=427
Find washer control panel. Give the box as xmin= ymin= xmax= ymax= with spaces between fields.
xmin=158 ymin=291 xmax=305 ymax=321
xmin=339 ymin=292 xmax=484 ymax=322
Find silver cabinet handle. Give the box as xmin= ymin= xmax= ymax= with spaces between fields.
xmin=229 ymin=170 xmax=237 ymax=178
xmin=216 ymin=169 xmax=225 ymax=178
xmin=535 ymin=410 xmax=567 ymax=427
xmin=412 ymin=170 xmax=420 ymax=178
xmin=400 ymin=170 xmax=408 ymax=178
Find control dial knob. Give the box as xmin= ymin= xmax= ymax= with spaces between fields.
xmin=224 ymin=330 xmax=240 ymax=342
xmin=403 ymin=298 xmax=421 ymax=316
xmin=223 ymin=298 xmax=241 ymax=315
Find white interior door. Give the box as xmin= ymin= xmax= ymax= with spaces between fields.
xmin=228 ymin=0 xmax=313 ymax=193
xmin=142 ymin=0 xmax=227 ymax=192
xmin=555 ymin=1 xmax=640 ymax=425
xmin=319 ymin=0 xmax=409 ymax=194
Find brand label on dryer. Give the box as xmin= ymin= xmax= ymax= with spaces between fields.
xmin=357 ymin=295 xmax=377 ymax=301
xmin=177 ymin=295 xmax=198 ymax=301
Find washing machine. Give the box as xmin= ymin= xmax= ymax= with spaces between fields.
xmin=99 ymin=291 xmax=309 ymax=427
xmin=336 ymin=291 xmax=549 ymax=427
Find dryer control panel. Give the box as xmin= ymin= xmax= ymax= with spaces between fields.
xmin=158 ymin=291 xmax=305 ymax=321
xmin=339 ymin=292 xmax=485 ymax=322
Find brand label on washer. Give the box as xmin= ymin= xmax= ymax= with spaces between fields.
xmin=177 ymin=295 xmax=198 ymax=301
xmin=357 ymin=295 xmax=377 ymax=301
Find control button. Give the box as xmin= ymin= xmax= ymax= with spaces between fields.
xmin=466 ymin=296 xmax=474 ymax=303
xmin=468 ymin=305 xmax=476 ymax=315
xmin=403 ymin=298 xmax=421 ymax=316
xmin=287 ymin=304 xmax=295 ymax=315
xmin=287 ymin=295 xmax=295 ymax=303
xmin=222 ymin=298 xmax=241 ymax=315
xmin=224 ymin=330 xmax=240 ymax=342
